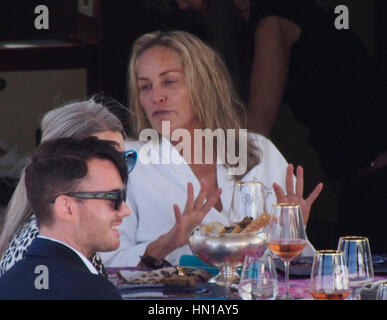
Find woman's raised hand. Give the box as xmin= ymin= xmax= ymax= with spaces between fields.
xmin=144 ymin=180 xmax=221 ymax=260
xmin=273 ymin=164 xmax=323 ymax=225
xmin=172 ymin=180 xmax=222 ymax=246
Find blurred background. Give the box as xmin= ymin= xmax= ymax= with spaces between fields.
xmin=0 ymin=0 xmax=386 ymax=249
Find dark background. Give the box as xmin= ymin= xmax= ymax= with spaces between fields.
xmin=1 ymin=1 xmax=385 ymax=106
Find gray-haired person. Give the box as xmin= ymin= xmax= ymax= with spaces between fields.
xmin=0 ymin=98 xmax=135 ymax=276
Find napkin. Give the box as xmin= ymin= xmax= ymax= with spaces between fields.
xmin=360 ymin=280 xmax=387 ymax=300
xmin=179 ymin=255 xmax=219 ymax=275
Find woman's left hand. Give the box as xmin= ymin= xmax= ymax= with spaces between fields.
xmin=272 ymin=164 xmax=323 ymax=225
xmin=172 ymin=180 xmax=222 ymax=247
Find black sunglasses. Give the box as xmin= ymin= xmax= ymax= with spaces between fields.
xmin=123 ymin=150 xmax=137 ymax=173
xmin=48 ymin=188 xmax=127 ymax=210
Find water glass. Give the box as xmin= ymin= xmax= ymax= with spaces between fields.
xmin=238 ymin=254 xmax=278 ymax=300
xmin=337 ymin=236 xmax=374 ymax=300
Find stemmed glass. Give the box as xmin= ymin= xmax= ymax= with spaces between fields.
xmin=229 ymin=180 xmax=268 ymax=226
xmin=337 ymin=236 xmax=374 ymax=300
xmin=310 ymin=250 xmax=350 ymax=300
xmin=267 ymin=203 xmax=307 ymax=300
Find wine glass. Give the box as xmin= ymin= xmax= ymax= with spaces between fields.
xmin=267 ymin=203 xmax=307 ymax=300
xmin=310 ymin=250 xmax=350 ymax=300
xmin=337 ymin=236 xmax=374 ymax=300
xmin=229 ymin=180 xmax=268 ymax=226
xmin=238 ymin=253 xmax=278 ymax=300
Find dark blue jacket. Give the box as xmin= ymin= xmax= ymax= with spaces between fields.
xmin=0 ymin=237 xmax=121 ymax=300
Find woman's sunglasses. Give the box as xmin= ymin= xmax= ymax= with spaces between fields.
xmin=123 ymin=150 xmax=137 ymax=173
xmin=48 ymin=188 xmax=127 ymax=210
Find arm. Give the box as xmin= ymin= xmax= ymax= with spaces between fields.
xmin=100 ymin=180 xmax=221 ymax=267
xmin=243 ymin=134 xmax=322 ymax=225
xmin=247 ymin=16 xmax=300 ymax=136
xmin=273 ymin=164 xmax=323 ymax=225
xmin=244 ymin=134 xmax=320 ymax=255
xmin=144 ymin=180 xmax=222 ymax=260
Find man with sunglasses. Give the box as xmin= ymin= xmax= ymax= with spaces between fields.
xmin=0 ymin=137 xmax=130 ymax=299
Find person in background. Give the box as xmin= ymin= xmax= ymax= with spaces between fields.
xmin=173 ymin=0 xmax=387 ymax=252
xmin=0 ymin=98 xmax=136 ymax=276
xmin=100 ymin=30 xmax=323 ymax=267
xmin=0 ymin=139 xmax=23 ymax=224
xmin=0 ymin=137 xmax=130 ymax=299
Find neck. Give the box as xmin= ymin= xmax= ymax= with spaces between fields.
xmin=39 ymin=227 xmax=91 ymax=258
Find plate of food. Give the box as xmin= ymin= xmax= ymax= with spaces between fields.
xmin=117 ymin=266 xmax=212 ymax=286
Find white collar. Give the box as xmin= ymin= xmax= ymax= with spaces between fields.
xmin=37 ymin=235 xmax=99 ymax=275
xmin=159 ymin=136 xmax=233 ymax=225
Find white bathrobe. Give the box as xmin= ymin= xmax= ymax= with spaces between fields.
xmin=100 ymin=133 xmax=315 ymax=266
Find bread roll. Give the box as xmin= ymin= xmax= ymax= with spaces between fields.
xmin=230 ymin=225 xmax=242 ymax=234
xmin=204 ymin=221 xmax=226 ymax=234
xmin=241 ymin=213 xmax=271 ymax=233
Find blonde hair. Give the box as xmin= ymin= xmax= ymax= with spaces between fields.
xmin=0 ymin=98 xmax=125 ymax=256
xmin=127 ymin=30 xmax=260 ymax=175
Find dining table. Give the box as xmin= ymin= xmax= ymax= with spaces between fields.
xmin=106 ymin=254 xmax=387 ymax=301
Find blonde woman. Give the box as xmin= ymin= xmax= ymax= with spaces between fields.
xmin=100 ymin=30 xmax=323 ymax=267
xmin=0 ymin=98 xmax=135 ymax=276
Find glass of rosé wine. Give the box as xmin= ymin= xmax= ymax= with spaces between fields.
xmin=309 ymin=250 xmax=350 ymax=300
xmin=267 ymin=203 xmax=307 ymax=300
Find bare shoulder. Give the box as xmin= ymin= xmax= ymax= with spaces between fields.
xmin=256 ymin=15 xmax=301 ymax=43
